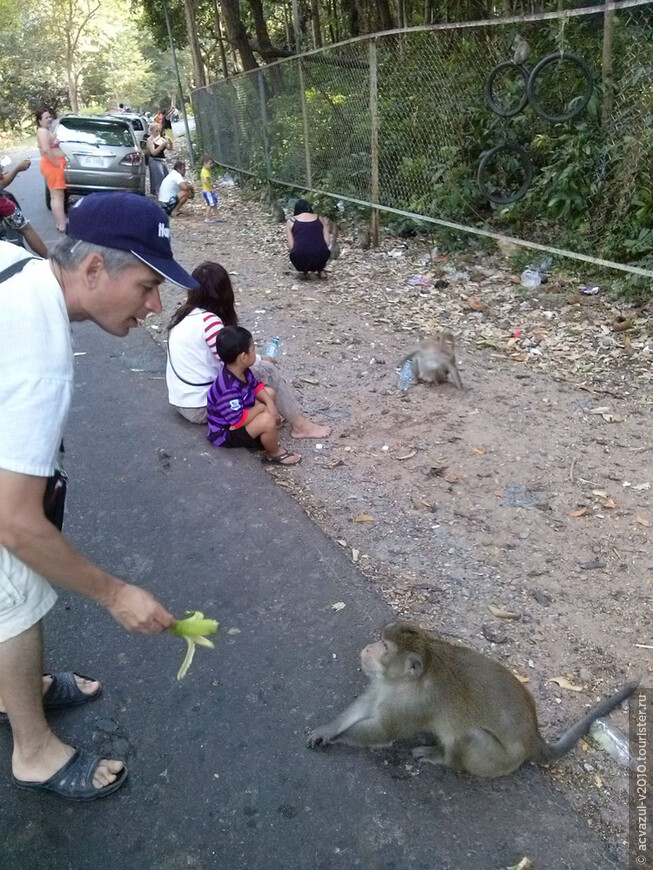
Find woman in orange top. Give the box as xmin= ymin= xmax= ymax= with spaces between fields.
xmin=36 ymin=107 xmax=67 ymax=232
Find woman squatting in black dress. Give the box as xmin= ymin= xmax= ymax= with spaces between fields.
xmin=286 ymin=199 xmax=331 ymax=279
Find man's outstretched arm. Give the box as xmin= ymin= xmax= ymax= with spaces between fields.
xmin=0 ymin=468 xmax=174 ymax=634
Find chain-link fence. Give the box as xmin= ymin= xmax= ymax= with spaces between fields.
xmin=192 ymin=1 xmax=653 ymax=277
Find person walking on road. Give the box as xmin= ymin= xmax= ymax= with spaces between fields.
xmin=35 ymin=107 xmax=67 ymax=233
xmin=0 ymin=192 xmax=198 ymax=801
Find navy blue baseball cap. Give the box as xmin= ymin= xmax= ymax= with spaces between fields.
xmin=67 ymin=192 xmax=198 ymax=289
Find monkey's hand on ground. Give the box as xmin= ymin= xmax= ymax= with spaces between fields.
xmin=306 ymin=726 xmax=336 ymax=748
xmin=412 ymin=745 xmax=446 ymax=766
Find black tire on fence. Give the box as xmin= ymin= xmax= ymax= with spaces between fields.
xmin=485 ymin=60 xmax=530 ymax=118
xmin=477 ymin=142 xmax=534 ymax=204
xmin=527 ymin=51 xmax=593 ymax=123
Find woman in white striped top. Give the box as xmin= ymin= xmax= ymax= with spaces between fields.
xmin=166 ymin=261 xmax=331 ymax=439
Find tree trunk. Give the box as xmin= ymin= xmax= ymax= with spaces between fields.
xmin=310 ymin=0 xmax=322 ymax=47
xmin=283 ymin=1 xmax=292 ymax=49
xmin=601 ymin=4 xmax=615 ymax=128
xmin=248 ymin=0 xmax=278 ymax=63
xmin=65 ymin=30 xmax=79 ymax=111
xmin=219 ymin=0 xmax=259 ymax=71
xmin=248 ymin=0 xmax=282 ymax=91
xmin=184 ymin=0 xmax=205 ymax=88
xmin=342 ymin=0 xmax=360 ymax=37
xmin=291 ymin=0 xmax=301 ymax=51
xmin=212 ymin=0 xmax=230 ymax=79
xmin=376 ymin=0 xmax=393 ymax=30
xmin=396 ymin=0 xmax=405 ymax=28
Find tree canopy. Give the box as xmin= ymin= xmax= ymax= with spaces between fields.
xmin=0 ymin=0 xmax=190 ymax=131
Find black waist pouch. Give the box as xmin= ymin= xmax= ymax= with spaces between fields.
xmin=43 ymin=469 xmax=67 ymax=530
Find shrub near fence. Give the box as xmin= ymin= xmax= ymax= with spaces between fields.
xmin=192 ymin=0 xmax=653 ymax=279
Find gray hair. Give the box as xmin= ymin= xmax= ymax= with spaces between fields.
xmin=50 ymin=236 xmax=139 ymax=275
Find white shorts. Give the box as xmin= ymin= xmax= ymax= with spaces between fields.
xmin=0 ymin=547 xmax=57 ymax=643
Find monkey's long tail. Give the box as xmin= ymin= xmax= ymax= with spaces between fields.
xmin=536 ymin=680 xmax=638 ymax=762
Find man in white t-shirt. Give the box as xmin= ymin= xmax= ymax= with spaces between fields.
xmin=0 ymin=192 xmax=197 ymax=800
xmin=158 ymin=160 xmax=194 ymax=217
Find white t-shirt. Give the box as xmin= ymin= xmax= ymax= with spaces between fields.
xmin=0 ymin=243 xmax=73 ymax=476
xmin=158 ymin=170 xmax=184 ymax=204
xmin=166 ymin=308 xmax=223 ymax=407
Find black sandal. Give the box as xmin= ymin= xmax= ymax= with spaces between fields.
xmin=13 ymin=749 xmax=127 ymax=801
xmin=0 ymin=672 xmax=102 ymax=723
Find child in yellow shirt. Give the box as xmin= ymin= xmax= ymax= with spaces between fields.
xmin=201 ymin=156 xmax=218 ymax=223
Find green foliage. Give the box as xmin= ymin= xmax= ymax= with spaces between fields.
xmin=0 ymin=0 xmax=190 ymax=132
xmin=193 ymin=7 xmax=651 ymax=293
xmin=137 ymin=0 xmax=187 ymax=48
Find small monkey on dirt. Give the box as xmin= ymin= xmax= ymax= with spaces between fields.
xmin=398 ymin=332 xmax=463 ymax=390
xmin=328 ymin=222 xmax=341 ymax=261
xmin=358 ymin=227 xmax=371 ymax=250
xmin=307 ymin=621 xmax=637 ymax=777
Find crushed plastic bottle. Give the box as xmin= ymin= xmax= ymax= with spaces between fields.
xmin=397 ymin=358 xmax=413 ymax=391
xmin=264 ymin=336 xmax=280 ymax=359
xmin=589 ymin=718 xmax=630 ymax=766
xmin=520 ymin=268 xmax=542 ymax=289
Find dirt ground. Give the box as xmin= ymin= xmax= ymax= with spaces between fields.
xmin=145 ymin=173 xmax=652 ymax=856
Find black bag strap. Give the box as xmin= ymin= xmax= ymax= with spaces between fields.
xmin=166 ymin=345 xmax=214 ymax=387
xmin=0 ymin=256 xmax=35 ymax=282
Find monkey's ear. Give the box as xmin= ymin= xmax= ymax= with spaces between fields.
xmin=404 ymin=653 xmax=423 ymax=679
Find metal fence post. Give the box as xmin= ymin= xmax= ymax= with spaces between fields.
xmin=230 ymin=83 xmax=242 ymax=172
xmin=298 ymin=58 xmax=313 ymax=188
xmin=213 ymin=102 xmax=224 ymax=165
xmin=258 ymin=71 xmax=272 ymax=180
xmin=370 ymin=37 xmax=379 ymax=247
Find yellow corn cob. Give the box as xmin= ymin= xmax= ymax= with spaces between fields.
xmin=169 ymin=611 xmax=219 ymax=680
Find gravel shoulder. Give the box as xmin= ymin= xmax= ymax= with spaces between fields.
xmin=145 ymin=177 xmax=652 ymax=856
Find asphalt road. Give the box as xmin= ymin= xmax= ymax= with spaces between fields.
xmin=0 ymin=151 xmax=625 ymax=870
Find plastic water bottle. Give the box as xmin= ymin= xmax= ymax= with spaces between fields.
xmin=520 ymin=268 xmax=542 ymax=289
xmin=265 ymin=336 xmax=280 ymax=359
xmin=397 ymin=359 xmax=413 ymax=391
xmin=589 ymin=719 xmax=630 ymax=767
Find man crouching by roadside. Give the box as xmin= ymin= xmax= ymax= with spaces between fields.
xmin=0 ymin=192 xmax=198 ymax=800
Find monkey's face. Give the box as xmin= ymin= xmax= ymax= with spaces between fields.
xmin=360 ymin=640 xmax=388 ymax=676
xmin=361 ymin=637 xmax=424 ymax=683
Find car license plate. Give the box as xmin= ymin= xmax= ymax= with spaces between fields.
xmin=79 ymin=155 xmax=108 ymax=168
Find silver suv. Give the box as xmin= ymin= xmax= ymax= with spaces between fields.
xmin=49 ymin=114 xmax=146 ymax=206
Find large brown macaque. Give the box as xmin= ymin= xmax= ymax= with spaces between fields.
xmin=307 ymin=621 xmax=637 ymax=777
xmin=398 ymin=332 xmax=464 ymax=390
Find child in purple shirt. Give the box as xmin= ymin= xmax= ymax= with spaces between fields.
xmin=207 ymin=326 xmax=301 ymax=466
